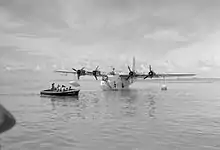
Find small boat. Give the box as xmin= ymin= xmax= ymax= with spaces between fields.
xmin=40 ymin=89 xmax=80 ymax=96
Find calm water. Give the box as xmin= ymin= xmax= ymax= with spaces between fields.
xmin=1 ymin=72 xmax=220 ymax=150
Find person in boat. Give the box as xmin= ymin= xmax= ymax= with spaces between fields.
xmin=65 ymin=87 xmax=68 ymax=91
xmin=61 ymin=85 xmax=66 ymax=91
xmin=69 ymin=86 xmax=72 ymax=90
xmin=51 ymin=83 xmax=55 ymax=91
xmin=57 ymin=84 xmax=61 ymax=91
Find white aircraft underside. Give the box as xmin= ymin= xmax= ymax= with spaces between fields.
xmin=100 ymin=74 xmax=135 ymax=90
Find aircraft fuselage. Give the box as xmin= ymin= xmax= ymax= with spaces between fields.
xmin=100 ymin=74 xmax=135 ymax=90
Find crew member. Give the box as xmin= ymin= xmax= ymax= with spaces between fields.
xmin=102 ymin=75 xmax=108 ymax=81
xmin=51 ymin=83 xmax=55 ymax=90
xmin=114 ymin=81 xmax=116 ymax=88
xmin=57 ymin=85 xmax=61 ymax=91
xmin=61 ymin=85 xmax=65 ymax=91
xmin=111 ymin=68 xmax=116 ymax=75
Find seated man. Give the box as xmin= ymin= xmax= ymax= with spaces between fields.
xmin=57 ymin=85 xmax=61 ymax=91
xmin=51 ymin=83 xmax=55 ymax=90
xmin=61 ymin=85 xmax=65 ymax=91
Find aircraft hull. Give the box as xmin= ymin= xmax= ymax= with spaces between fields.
xmin=100 ymin=75 xmax=135 ymax=91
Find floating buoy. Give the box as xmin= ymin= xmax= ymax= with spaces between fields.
xmin=161 ymin=84 xmax=167 ymax=91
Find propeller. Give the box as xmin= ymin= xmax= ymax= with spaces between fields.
xmin=126 ymin=66 xmax=136 ymax=80
xmin=72 ymin=67 xmax=85 ymax=80
xmin=92 ymin=66 xmax=100 ymax=80
xmin=144 ymin=65 xmax=157 ymax=79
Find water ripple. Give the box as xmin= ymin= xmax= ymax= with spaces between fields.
xmin=1 ymin=80 xmax=220 ymax=149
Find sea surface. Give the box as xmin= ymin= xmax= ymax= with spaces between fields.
xmin=1 ymin=71 xmax=220 ymax=150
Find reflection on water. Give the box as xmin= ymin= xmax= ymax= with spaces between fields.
xmin=101 ymin=88 xmax=157 ymax=118
xmin=50 ymin=95 xmax=79 ymax=108
xmin=102 ymin=88 xmax=139 ymax=101
xmin=117 ymin=89 xmax=139 ymax=117
xmin=40 ymin=95 xmax=79 ymax=112
xmin=145 ymin=93 xmax=156 ymax=118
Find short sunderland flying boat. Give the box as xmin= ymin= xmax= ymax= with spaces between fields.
xmin=54 ymin=57 xmax=196 ymax=91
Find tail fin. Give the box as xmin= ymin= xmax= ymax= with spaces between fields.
xmin=132 ymin=56 xmax=136 ymax=72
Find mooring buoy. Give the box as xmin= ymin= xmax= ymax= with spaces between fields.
xmin=161 ymin=84 xmax=167 ymax=90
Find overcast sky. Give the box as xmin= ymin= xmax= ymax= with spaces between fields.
xmin=1 ymin=0 xmax=220 ymax=77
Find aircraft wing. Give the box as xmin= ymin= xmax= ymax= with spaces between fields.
xmin=119 ymin=74 xmax=146 ymax=78
xmin=54 ymin=70 xmax=76 ymax=74
xmin=85 ymin=71 xmax=106 ymax=77
xmin=135 ymin=73 xmax=196 ymax=78
xmin=119 ymin=74 xmax=129 ymax=78
xmin=119 ymin=73 xmax=196 ymax=79
xmin=155 ymin=73 xmax=196 ymax=77
xmin=54 ymin=69 xmax=106 ymax=76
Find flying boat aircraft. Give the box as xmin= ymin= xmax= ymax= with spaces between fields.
xmin=54 ymin=57 xmax=196 ymax=90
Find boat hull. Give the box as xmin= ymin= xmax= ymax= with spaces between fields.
xmin=40 ymin=89 xmax=80 ymax=96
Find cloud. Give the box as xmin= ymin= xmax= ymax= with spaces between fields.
xmin=0 ymin=9 xmax=24 ymax=30
xmin=159 ymin=30 xmax=220 ymax=75
xmin=144 ymin=30 xmax=188 ymax=42
xmin=0 ymin=0 xmax=66 ymax=27
xmin=1 ymin=1 xmax=220 ymax=77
